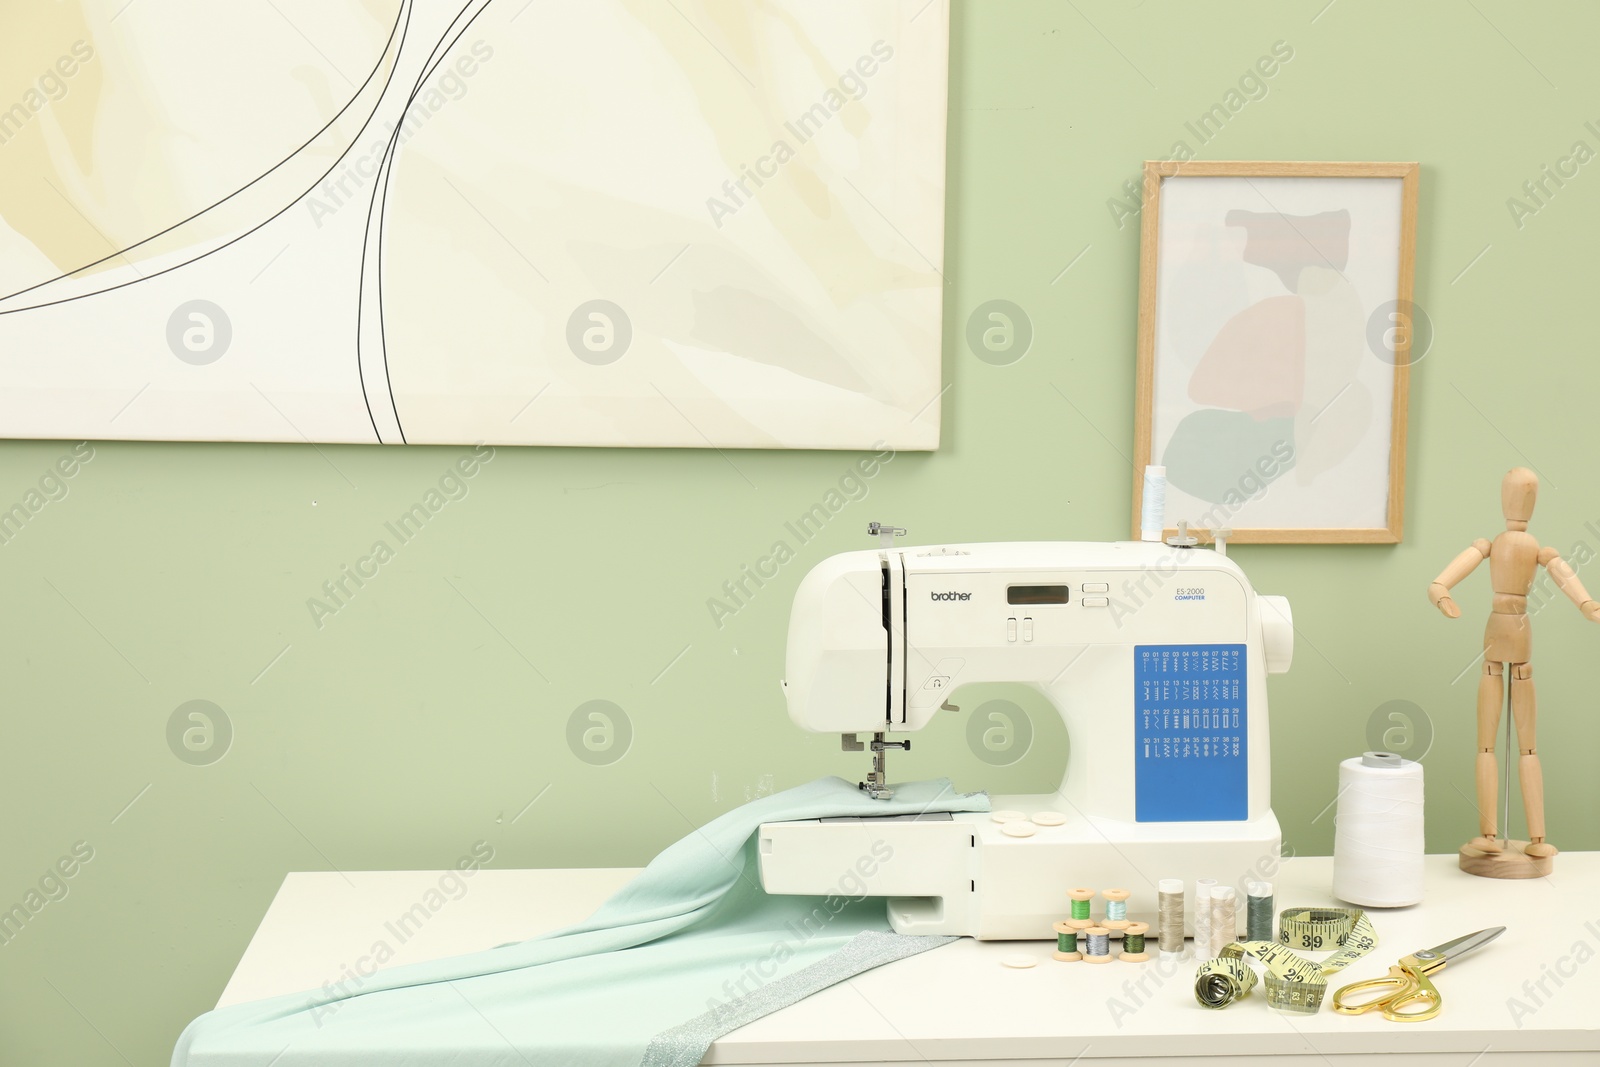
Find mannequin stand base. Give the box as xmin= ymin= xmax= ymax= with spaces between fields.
xmin=1459 ymin=839 xmax=1554 ymax=879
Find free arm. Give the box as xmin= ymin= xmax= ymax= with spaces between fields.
xmin=1428 ymin=539 xmax=1491 ymax=619
xmin=1537 ymin=546 xmax=1600 ymax=621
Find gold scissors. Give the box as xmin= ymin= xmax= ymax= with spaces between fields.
xmin=1332 ymin=927 xmax=1504 ymax=1022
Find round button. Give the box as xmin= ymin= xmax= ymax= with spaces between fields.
xmin=991 ymin=810 xmax=1026 ymax=823
xmin=1001 ymin=954 xmax=1037 ymax=969
xmin=1031 ymin=810 xmax=1066 ymax=826
xmin=1000 ymin=821 xmax=1036 ymax=838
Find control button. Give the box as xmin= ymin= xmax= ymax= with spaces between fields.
xmin=1006 ymin=617 xmax=1018 ymax=642
xmin=1083 ymin=582 xmax=1109 ymax=593
xmin=923 ymin=675 xmax=950 ymax=691
xmin=1022 ymin=617 xmax=1034 ymax=642
xmin=1082 ymin=596 xmax=1109 ymax=608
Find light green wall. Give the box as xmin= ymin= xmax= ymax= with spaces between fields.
xmin=5 ymin=1 xmax=1599 ymax=1063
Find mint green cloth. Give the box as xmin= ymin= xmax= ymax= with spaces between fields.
xmin=173 ymin=777 xmax=988 ymax=1066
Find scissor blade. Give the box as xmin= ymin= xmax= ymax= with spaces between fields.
xmin=1426 ymin=926 xmax=1506 ymax=963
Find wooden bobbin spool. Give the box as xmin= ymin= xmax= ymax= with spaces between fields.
xmin=1065 ymin=887 xmax=1096 ymax=930
xmin=1102 ymin=887 xmax=1132 ymax=931
xmin=1083 ymin=926 xmax=1114 ymax=964
xmin=1119 ymin=921 xmax=1150 ymax=963
xmin=1051 ymin=920 xmax=1082 ymax=962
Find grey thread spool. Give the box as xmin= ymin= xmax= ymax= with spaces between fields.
xmin=1084 ymin=927 xmax=1112 ymax=963
xmin=1246 ymin=880 xmax=1274 ymax=943
xmin=1158 ymin=877 xmax=1185 ymax=958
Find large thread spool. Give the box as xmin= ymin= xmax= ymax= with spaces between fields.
xmin=1246 ymin=881 xmax=1274 ymax=943
xmin=1193 ymin=878 xmax=1216 ymax=960
xmin=1158 ymin=878 xmax=1185 ymax=959
xmin=1209 ymin=886 xmax=1237 ymax=959
xmin=1333 ymin=752 xmax=1425 ymax=907
xmin=1140 ymin=465 xmax=1167 ymax=542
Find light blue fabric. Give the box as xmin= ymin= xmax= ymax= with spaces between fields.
xmin=173 ymin=777 xmax=988 ymax=1066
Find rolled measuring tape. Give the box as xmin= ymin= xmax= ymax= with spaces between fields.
xmin=1194 ymin=907 xmax=1377 ymax=1014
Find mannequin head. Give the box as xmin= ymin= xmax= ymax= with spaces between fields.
xmin=1502 ymin=467 xmax=1538 ymax=530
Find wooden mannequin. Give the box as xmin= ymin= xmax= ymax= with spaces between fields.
xmin=1429 ymin=468 xmax=1600 ymax=877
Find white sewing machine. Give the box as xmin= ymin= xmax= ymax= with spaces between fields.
xmin=758 ymin=528 xmax=1294 ymax=939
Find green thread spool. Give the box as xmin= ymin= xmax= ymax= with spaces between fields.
xmin=1070 ymin=887 xmax=1094 ymax=920
xmin=1052 ymin=920 xmax=1082 ymax=961
xmin=1119 ymin=921 xmax=1151 ymax=963
xmin=1246 ymin=881 xmax=1274 ymax=943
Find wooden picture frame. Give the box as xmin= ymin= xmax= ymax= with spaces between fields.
xmin=1133 ymin=160 xmax=1419 ymax=544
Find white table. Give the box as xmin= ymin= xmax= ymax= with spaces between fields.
xmin=220 ymin=854 xmax=1600 ymax=1064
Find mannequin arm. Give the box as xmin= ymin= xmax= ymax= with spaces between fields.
xmin=1538 ymin=546 xmax=1600 ymax=621
xmin=1428 ymin=539 xmax=1491 ymax=618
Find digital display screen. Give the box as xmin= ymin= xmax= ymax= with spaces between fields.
xmin=1007 ymin=584 xmax=1069 ymax=605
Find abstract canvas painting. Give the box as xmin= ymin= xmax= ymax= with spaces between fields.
xmin=1134 ymin=161 xmax=1419 ymax=543
xmin=0 ymin=0 xmax=949 ymax=449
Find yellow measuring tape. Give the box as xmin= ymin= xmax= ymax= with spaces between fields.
xmin=1195 ymin=907 xmax=1378 ymax=1014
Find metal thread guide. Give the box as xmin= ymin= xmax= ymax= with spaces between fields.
xmin=868 ymin=521 xmax=906 ymax=549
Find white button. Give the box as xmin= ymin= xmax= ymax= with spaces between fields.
xmin=1001 ymin=954 xmax=1037 ymax=969
xmin=991 ymin=810 xmax=1026 ymax=823
xmin=1031 ymin=810 xmax=1067 ymax=826
xmin=1000 ymin=820 xmax=1037 ymax=838
xmin=1082 ymin=596 xmax=1109 ymax=607
xmin=1006 ymin=617 xmax=1018 ymax=641
xmin=1022 ymin=617 xmax=1034 ymax=642
xmin=1083 ymin=582 xmax=1109 ymax=593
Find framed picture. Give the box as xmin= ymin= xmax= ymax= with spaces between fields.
xmin=1133 ymin=161 xmax=1419 ymax=544
xmin=0 ymin=2 xmax=948 ymax=450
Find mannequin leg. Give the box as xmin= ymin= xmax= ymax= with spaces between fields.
xmin=1471 ymin=661 xmax=1504 ymax=852
xmin=1512 ymin=663 xmax=1557 ymax=858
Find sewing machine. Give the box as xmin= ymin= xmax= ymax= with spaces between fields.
xmin=757 ymin=529 xmax=1294 ymax=939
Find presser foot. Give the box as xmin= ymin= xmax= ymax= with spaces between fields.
xmin=844 ymin=731 xmax=909 ymax=800
xmin=859 ymin=775 xmax=893 ymax=801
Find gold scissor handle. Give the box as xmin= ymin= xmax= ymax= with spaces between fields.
xmin=1332 ymin=957 xmax=1443 ymax=1023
